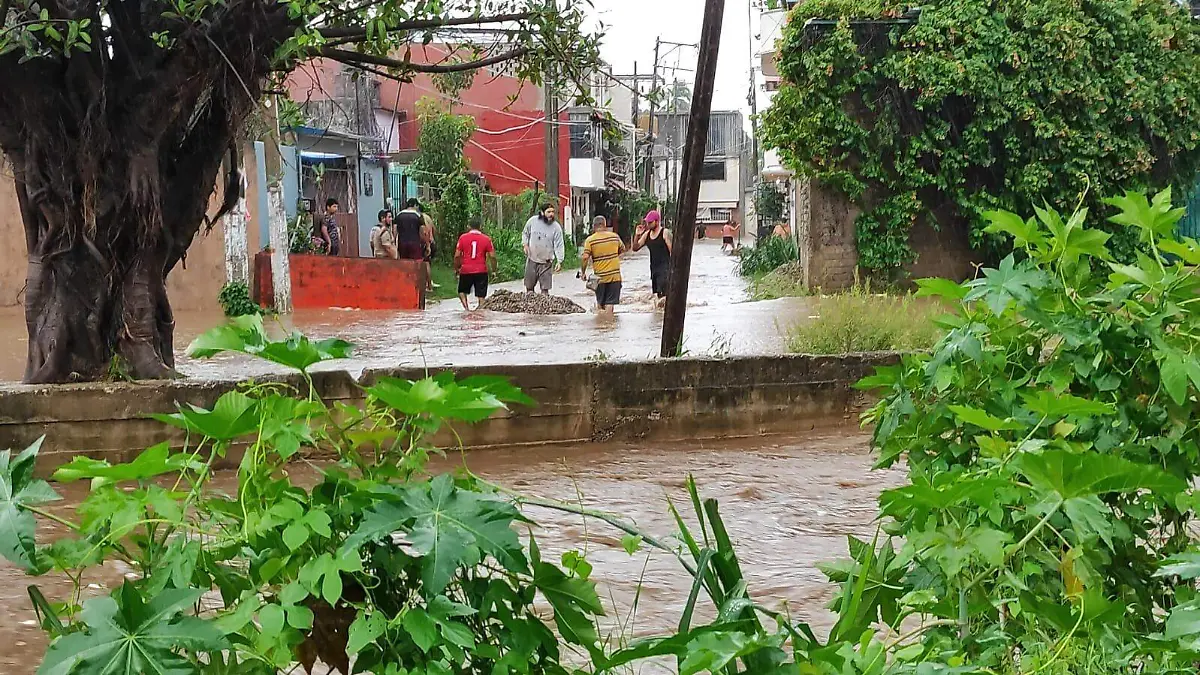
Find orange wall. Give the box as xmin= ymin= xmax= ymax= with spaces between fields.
xmin=0 ymin=162 xmax=230 ymax=313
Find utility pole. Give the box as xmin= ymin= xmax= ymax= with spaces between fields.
xmin=631 ymin=62 xmax=639 ymax=192
xmin=660 ymin=0 xmax=725 ymax=358
xmin=645 ymin=37 xmax=661 ymax=195
xmin=543 ymin=0 xmax=560 ymax=215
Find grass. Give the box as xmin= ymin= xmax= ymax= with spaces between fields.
xmin=788 ymin=287 xmax=943 ymax=354
xmin=749 ymin=261 xmax=807 ymax=300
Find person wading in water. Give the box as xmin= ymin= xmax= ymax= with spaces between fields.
xmin=521 ymin=203 xmax=565 ymax=294
xmin=632 ymin=209 xmax=672 ymax=308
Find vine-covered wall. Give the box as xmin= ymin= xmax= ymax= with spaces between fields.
xmin=761 ymin=0 xmax=1200 ymax=274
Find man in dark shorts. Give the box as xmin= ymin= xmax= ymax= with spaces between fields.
xmin=454 ymin=218 xmax=496 ymax=311
xmin=394 ymin=198 xmax=425 ymax=261
xmin=632 ymin=209 xmax=673 ymax=307
xmin=579 ymin=216 xmax=625 ymax=315
xmin=721 ymin=218 xmax=741 ymax=254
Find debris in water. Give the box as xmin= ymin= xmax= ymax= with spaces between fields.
xmin=480 ymin=289 xmax=585 ymax=315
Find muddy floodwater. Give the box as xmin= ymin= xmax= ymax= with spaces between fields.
xmin=0 ymin=429 xmax=901 ymax=674
xmin=0 ymin=240 xmax=813 ymax=382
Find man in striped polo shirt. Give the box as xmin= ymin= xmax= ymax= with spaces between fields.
xmin=579 ymin=216 xmax=626 ymax=315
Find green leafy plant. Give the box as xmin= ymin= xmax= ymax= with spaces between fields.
xmin=288 ymin=213 xmax=315 ymax=255
xmin=411 ymin=97 xmax=476 ymax=194
xmin=217 ymin=281 xmax=260 ymax=318
xmin=754 ymin=182 xmax=786 ymax=225
xmin=841 ymin=188 xmax=1200 ymax=671
xmin=738 ymin=234 xmax=798 ymax=277
xmin=760 ymin=0 xmax=1200 ymax=274
xmin=4 ymin=313 xmax=624 ymax=675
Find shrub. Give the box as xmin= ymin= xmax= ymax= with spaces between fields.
xmin=787 ymin=285 xmax=941 ymax=353
xmin=750 ymin=260 xmax=807 ymax=299
xmin=217 ymin=281 xmax=260 ymax=317
xmin=847 ymin=189 xmax=1200 ymax=671
xmin=288 ymin=213 xmax=314 ymax=254
xmin=737 ymin=234 xmax=798 ymax=277
xmin=761 ymin=0 xmax=1200 ymax=272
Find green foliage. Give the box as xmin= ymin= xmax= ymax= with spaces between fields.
xmin=760 ymin=0 xmax=1200 ymax=273
xmin=845 ymin=189 xmax=1200 ymax=671
xmin=749 ymin=261 xmax=807 ymax=300
xmin=788 ymin=286 xmax=942 ymax=353
xmin=411 ymin=98 xmax=475 ymax=194
xmin=288 ymin=213 xmax=314 ymax=255
xmin=5 ymin=315 xmax=634 ymax=675
xmin=217 ymin=282 xmax=260 ymax=318
xmin=737 ymin=234 xmax=798 ymax=277
xmin=754 ymin=182 xmax=786 ymax=225
xmin=435 ymin=172 xmax=482 ymax=257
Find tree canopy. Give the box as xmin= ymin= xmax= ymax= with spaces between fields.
xmin=760 ymin=0 xmax=1200 ymax=273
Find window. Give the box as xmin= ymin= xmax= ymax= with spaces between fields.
xmin=700 ymin=161 xmax=726 ymax=181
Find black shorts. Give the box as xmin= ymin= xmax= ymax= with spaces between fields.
xmin=651 ymin=264 xmax=670 ymax=297
xmin=398 ymin=242 xmax=423 ymax=260
xmin=425 ymin=241 xmax=437 ymax=263
xmin=722 ymin=236 xmax=734 ymax=245
xmin=595 ymin=281 xmax=622 ymax=307
xmin=458 ymin=273 xmax=489 ymax=298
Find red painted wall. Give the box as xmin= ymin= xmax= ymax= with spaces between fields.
xmin=253 ymin=252 xmax=427 ymax=310
xmin=287 ymin=50 xmax=570 ymax=204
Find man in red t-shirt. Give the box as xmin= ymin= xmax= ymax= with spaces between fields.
xmin=453 ymin=219 xmax=497 ymax=311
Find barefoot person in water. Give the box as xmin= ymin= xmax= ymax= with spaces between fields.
xmin=632 ymin=209 xmax=672 ymax=307
xmin=454 ymin=218 xmax=496 ymax=311
xmin=579 ymin=216 xmax=625 ymax=316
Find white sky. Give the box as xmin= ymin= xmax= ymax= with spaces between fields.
xmin=588 ymin=0 xmax=765 ymax=122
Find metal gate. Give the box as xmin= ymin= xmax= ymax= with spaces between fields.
xmin=1181 ymin=179 xmax=1200 ymax=240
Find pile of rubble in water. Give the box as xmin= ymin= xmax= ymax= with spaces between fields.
xmin=479 ymin=289 xmax=586 ymax=315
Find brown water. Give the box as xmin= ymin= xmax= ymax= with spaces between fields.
xmin=0 ymin=241 xmax=814 ymax=382
xmin=0 ymin=429 xmax=900 ymax=673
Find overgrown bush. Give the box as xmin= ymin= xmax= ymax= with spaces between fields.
xmin=217 ymin=281 xmax=260 ymax=317
xmin=737 ymin=234 xmax=798 ymax=277
xmin=846 ymin=189 xmax=1200 ymax=672
xmin=760 ymin=0 xmax=1200 ymax=273
xmin=289 ymin=213 xmax=315 ymax=254
xmin=788 ymin=285 xmax=941 ymax=353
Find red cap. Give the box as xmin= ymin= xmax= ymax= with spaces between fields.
xmin=644 ymin=210 xmax=661 ymax=223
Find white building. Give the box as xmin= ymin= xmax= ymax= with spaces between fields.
xmin=650 ymin=109 xmax=752 ymax=233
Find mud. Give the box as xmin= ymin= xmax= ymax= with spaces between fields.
xmin=0 ymin=429 xmax=901 ymax=674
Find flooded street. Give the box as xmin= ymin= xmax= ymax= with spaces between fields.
xmin=0 ymin=429 xmax=899 ymax=673
xmin=0 ymin=240 xmax=811 ymax=382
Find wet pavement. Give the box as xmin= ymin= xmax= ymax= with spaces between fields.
xmin=0 ymin=240 xmax=812 ymax=382
xmin=0 ymin=429 xmax=899 ymax=674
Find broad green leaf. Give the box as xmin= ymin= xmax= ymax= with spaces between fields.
xmin=402 ymin=608 xmax=438 ymax=653
xmin=1059 ymin=227 xmax=1110 ymax=266
xmin=349 ymin=475 xmax=526 ymax=593
xmin=152 ymin=391 xmax=259 ymax=441
xmin=948 ymin=405 xmax=1021 ymax=432
xmin=1014 ymin=449 xmax=1186 ymax=500
xmin=259 ymin=603 xmax=285 ymax=636
xmin=533 ymin=552 xmax=605 ymax=649
xmin=186 ymin=315 xmax=266 ymax=358
xmin=1022 ymin=391 xmax=1114 ymax=420
xmin=1156 ymin=350 xmax=1193 ymax=406
xmin=347 ymin=612 xmax=386 ymax=654
xmin=1155 ymin=551 xmax=1200 ymax=579
xmin=1064 ymin=495 xmax=1121 ymax=549
xmin=679 ymin=630 xmax=771 ymax=675
xmin=0 ymin=438 xmax=61 ymax=570
xmin=621 ymin=534 xmax=643 ymax=555
xmin=283 ymin=522 xmax=309 ymax=551
xmin=38 ymin=584 xmax=226 ymax=675
xmin=286 ymin=604 xmax=314 ymax=630
xmin=914 ymin=277 xmax=968 ymax=301
xmin=52 ymin=442 xmax=200 ymax=484
xmin=965 ymin=255 xmax=1047 ymax=316
xmin=983 ymin=210 xmax=1045 ymax=249
xmin=1166 ymin=604 xmax=1200 ymax=640
xmin=1105 ymin=188 xmax=1186 ymax=240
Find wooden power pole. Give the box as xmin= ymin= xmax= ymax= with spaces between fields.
xmin=660 ymin=0 xmax=725 ymax=358
xmin=543 ymin=0 xmax=561 ymax=213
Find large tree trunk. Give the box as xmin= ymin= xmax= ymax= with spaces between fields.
xmin=0 ymin=0 xmax=290 ymax=383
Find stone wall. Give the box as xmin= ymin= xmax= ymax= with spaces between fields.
xmin=794 ymin=178 xmax=978 ymax=291
xmin=0 ymin=353 xmax=897 ymax=474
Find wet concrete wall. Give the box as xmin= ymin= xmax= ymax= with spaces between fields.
xmin=0 ymin=353 xmax=898 ymax=474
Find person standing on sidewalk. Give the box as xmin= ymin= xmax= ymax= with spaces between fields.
xmin=632 ymin=209 xmax=673 ymax=307
xmin=522 ymin=203 xmax=565 ymax=294
xmin=369 ymin=209 xmax=397 ymax=259
xmin=579 ymin=216 xmax=625 ymax=315
xmin=454 ymin=218 xmax=496 ymax=311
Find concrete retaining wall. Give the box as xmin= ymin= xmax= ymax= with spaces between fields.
xmin=0 ymin=354 xmax=897 ymax=474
